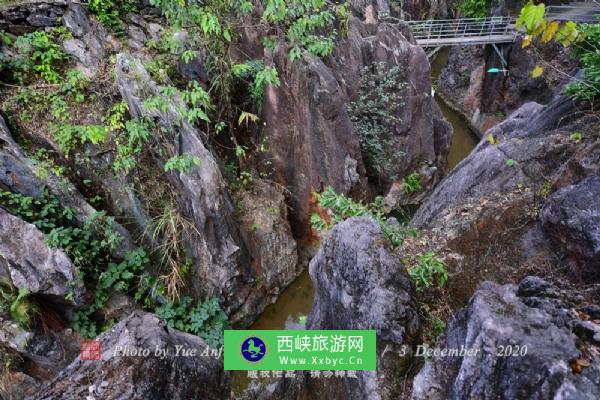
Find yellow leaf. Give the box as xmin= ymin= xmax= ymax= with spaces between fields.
xmin=531 ymin=65 xmax=543 ymax=78
xmin=238 ymin=111 xmax=259 ymax=126
xmin=541 ymin=21 xmax=560 ymax=43
xmin=531 ymin=20 xmax=547 ymax=38
xmin=522 ymin=35 xmax=533 ymax=48
xmin=487 ymin=134 xmax=500 ymax=145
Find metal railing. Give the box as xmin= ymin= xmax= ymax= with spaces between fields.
xmin=406 ymin=17 xmax=516 ymax=42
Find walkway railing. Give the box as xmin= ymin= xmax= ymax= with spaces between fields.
xmin=405 ymin=16 xmax=516 ymax=47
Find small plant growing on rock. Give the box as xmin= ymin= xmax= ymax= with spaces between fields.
xmin=155 ymin=296 xmax=229 ymax=348
xmin=164 ymin=154 xmax=201 ymax=173
xmin=408 ymin=252 xmax=448 ymax=291
xmin=310 ymin=186 xmax=410 ymax=248
xmin=539 ymin=181 xmax=553 ymax=198
xmin=570 ymin=132 xmax=584 ymax=142
xmin=0 ymin=279 xmax=38 ymax=328
xmin=404 ymin=171 xmax=422 ymax=194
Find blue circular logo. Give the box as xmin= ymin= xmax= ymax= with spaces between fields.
xmin=241 ymin=336 xmax=266 ymax=362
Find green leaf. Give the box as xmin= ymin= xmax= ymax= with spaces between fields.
xmin=516 ymin=1 xmax=546 ymax=33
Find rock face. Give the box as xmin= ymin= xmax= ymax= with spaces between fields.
xmin=412 ymin=96 xmax=578 ymax=227
xmin=31 ymin=311 xmax=230 ymax=400
xmin=0 ymin=116 xmax=135 ymax=260
xmin=261 ymin=17 xmax=452 ymax=236
xmin=232 ymin=179 xmax=299 ymax=324
xmin=115 ymin=54 xmax=300 ymax=322
xmin=62 ymin=3 xmax=108 ymax=77
xmin=407 ymin=95 xmax=600 ymax=303
xmin=0 ymin=208 xmax=84 ymax=305
xmin=255 ymin=217 xmax=420 ymax=400
xmin=115 ymin=52 xmax=250 ymax=313
xmin=412 ymin=277 xmax=600 ymax=400
xmin=0 ymin=1 xmax=66 ymax=34
xmin=437 ymin=37 xmax=576 ymax=134
xmin=307 ymin=217 xmax=420 ymax=399
xmin=541 ymin=176 xmax=600 ymax=272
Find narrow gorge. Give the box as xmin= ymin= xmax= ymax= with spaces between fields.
xmin=0 ymin=1 xmax=599 ymax=399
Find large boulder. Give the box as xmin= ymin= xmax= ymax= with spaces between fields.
xmin=412 ymin=277 xmax=600 ymax=400
xmin=412 ymin=96 xmax=579 ymax=227
xmin=30 ymin=311 xmax=230 ymax=400
xmin=254 ymin=217 xmax=420 ymax=400
xmin=541 ymin=176 xmax=600 ymax=273
xmin=0 ymin=208 xmax=84 ymax=305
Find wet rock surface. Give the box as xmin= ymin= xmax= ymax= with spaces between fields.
xmin=412 ymin=277 xmax=600 ymax=400
xmin=30 ymin=311 xmax=230 ymax=400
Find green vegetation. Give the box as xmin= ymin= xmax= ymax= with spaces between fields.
xmin=155 ymin=296 xmax=228 ymax=348
xmin=516 ymin=1 xmax=600 ymax=102
xmin=458 ymin=0 xmax=489 ymax=19
xmin=0 ymin=279 xmax=37 ymax=328
xmin=408 ymin=252 xmax=448 ymax=291
xmin=4 ymin=27 xmax=70 ymax=84
xmin=404 ymin=171 xmax=422 ymax=194
xmin=88 ymin=0 xmax=137 ymax=34
xmin=570 ymin=132 xmax=584 ymax=142
xmin=310 ymin=186 xmax=415 ymax=248
xmin=539 ymin=181 xmax=553 ymax=198
xmin=164 ymin=154 xmax=201 ymax=173
xmin=0 ymin=190 xmax=228 ymax=346
xmin=566 ymin=22 xmax=600 ymax=102
xmin=348 ymin=63 xmax=406 ymax=180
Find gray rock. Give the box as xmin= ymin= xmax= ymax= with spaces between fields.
xmin=61 ymin=3 xmax=107 ymax=77
xmin=0 ymin=116 xmax=135 ymax=260
xmin=0 ymin=208 xmax=84 ymax=305
xmin=541 ymin=176 xmax=600 ymax=270
xmin=115 ymin=53 xmax=279 ymax=322
xmin=259 ymin=217 xmax=420 ymax=400
xmin=412 ymin=277 xmax=600 ymax=400
xmin=62 ymin=2 xmax=91 ymax=37
xmin=412 ymin=96 xmax=578 ymax=227
xmin=30 ymin=311 xmax=230 ymax=400
xmin=26 ymin=5 xmax=64 ymax=27
xmin=307 ymin=217 xmax=420 ymax=399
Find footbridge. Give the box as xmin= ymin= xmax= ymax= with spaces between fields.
xmin=398 ymin=3 xmax=600 ymax=49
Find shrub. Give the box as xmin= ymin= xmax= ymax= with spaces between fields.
xmin=88 ymin=0 xmax=137 ymax=34
xmin=0 ymin=279 xmax=38 ymax=328
xmin=310 ymin=186 xmax=415 ymax=248
xmin=404 ymin=172 xmax=422 ymax=194
xmin=565 ymin=22 xmax=600 ymax=101
xmin=348 ymin=63 xmax=406 ymax=180
xmin=9 ymin=29 xmax=70 ymax=84
xmin=459 ymin=0 xmax=489 ymax=18
xmin=408 ymin=252 xmax=448 ymax=291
